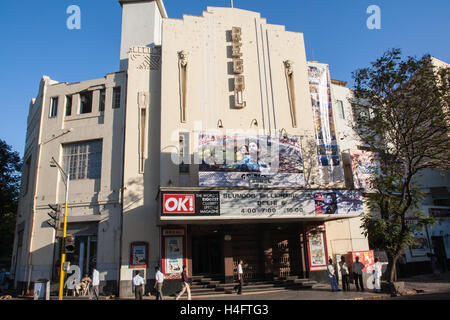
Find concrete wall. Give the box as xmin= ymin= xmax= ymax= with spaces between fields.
xmin=160 ymin=7 xmax=320 ymax=189
xmin=119 ymin=46 xmax=162 ymax=297
xmin=14 ymin=72 xmax=126 ymax=291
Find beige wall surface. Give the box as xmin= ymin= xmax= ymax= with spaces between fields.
xmin=160 ymin=7 xmax=319 ymax=189
xmin=15 ymin=72 xmax=127 ymax=283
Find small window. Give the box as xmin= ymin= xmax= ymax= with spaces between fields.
xmin=22 ymin=156 xmax=32 ymax=195
xmin=99 ymin=90 xmax=105 ymax=112
xmin=80 ymin=91 xmax=93 ymax=114
xmin=49 ymin=97 xmax=58 ymax=118
xmin=337 ymin=100 xmax=345 ymax=119
xmin=179 ymin=133 xmax=190 ymax=173
xmin=65 ymin=95 xmax=73 ymax=116
xmin=113 ymin=87 xmax=121 ymax=109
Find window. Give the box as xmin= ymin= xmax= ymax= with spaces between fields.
xmin=63 ymin=140 xmax=102 ymax=180
xmin=22 ymin=156 xmax=31 ymax=195
xmin=337 ymin=100 xmax=345 ymax=119
xmin=80 ymin=91 xmax=93 ymax=114
xmin=99 ymin=89 xmax=105 ymax=112
xmin=113 ymin=87 xmax=121 ymax=109
xmin=65 ymin=95 xmax=73 ymax=116
xmin=179 ymin=133 xmax=190 ymax=173
xmin=49 ymin=97 xmax=58 ymax=118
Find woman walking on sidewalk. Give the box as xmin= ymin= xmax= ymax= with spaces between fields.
xmin=175 ymin=266 xmax=191 ymax=300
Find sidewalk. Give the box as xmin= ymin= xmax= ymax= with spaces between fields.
xmin=4 ymin=272 xmax=449 ymax=300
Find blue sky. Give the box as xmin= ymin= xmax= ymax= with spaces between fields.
xmin=1 ymin=0 xmax=449 ymax=157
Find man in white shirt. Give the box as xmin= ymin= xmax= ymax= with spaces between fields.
xmin=154 ymin=266 xmax=165 ymax=300
xmin=327 ymin=258 xmax=339 ymax=292
xmin=89 ymin=267 xmax=100 ymax=300
xmin=372 ymin=258 xmax=382 ymax=293
xmin=133 ymin=271 xmax=145 ymax=300
xmin=339 ymin=256 xmax=350 ymax=291
xmin=236 ymin=260 xmax=244 ymax=295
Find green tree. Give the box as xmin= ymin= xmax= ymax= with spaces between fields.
xmin=351 ymin=49 xmax=450 ymax=283
xmin=0 ymin=140 xmax=22 ymax=266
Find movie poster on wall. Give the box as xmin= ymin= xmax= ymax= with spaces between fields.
xmin=164 ymin=237 xmax=183 ymax=275
xmin=197 ymin=134 xmax=305 ymax=187
xmin=350 ymin=150 xmax=379 ymax=192
xmin=308 ymin=230 xmax=327 ymax=271
xmin=313 ymin=190 xmax=363 ymax=215
xmin=308 ymin=62 xmax=343 ymax=184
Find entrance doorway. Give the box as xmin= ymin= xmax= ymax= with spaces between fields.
xmin=192 ymin=236 xmax=223 ymax=275
xmin=432 ymin=236 xmax=448 ymax=273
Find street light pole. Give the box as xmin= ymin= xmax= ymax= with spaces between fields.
xmin=50 ymin=157 xmax=70 ymax=300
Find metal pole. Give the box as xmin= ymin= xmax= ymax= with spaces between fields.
xmin=58 ymin=174 xmax=69 ymax=300
xmin=231 ymin=0 xmax=233 ymax=8
xmin=52 ymin=157 xmax=69 ymax=300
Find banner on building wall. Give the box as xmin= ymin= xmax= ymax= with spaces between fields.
xmin=313 ymin=190 xmax=364 ymax=215
xmin=308 ymin=62 xmax=343 ymax=184
xmin=161 ymin=190 xmax=364 ymax=218
xmin=350 ymin=150 xmax=380 ymax=192
xmin=197 ymin=134 xmax=305 ymax=188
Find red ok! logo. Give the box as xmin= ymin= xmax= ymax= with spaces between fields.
xmin=163 ymin=194 xmax=195 ymax=214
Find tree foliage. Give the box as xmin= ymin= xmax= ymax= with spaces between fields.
xmin=0 ymin=139 xmax=22 ymax=263
xmin=351 ymin=49 xmax=450 ymax=282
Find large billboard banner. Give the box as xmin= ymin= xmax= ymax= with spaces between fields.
xmin=161 ymin=190 xmax=364 ymax=219
xmin=197 ymin=134 xmax=305 ymax=187
xmin=308 ymin=62 xmax=343 ymax=184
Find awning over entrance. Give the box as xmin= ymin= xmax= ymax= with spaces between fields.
xmin=158 ymin=187 xmax=364 ymax=224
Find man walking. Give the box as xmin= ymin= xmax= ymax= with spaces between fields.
xmin=339 ymin=256 xmax=350 ymax=292
xmin=89 ymin=266 xmax=100 ymax=300
xmin=327 ymin=258 xmax=339 ymax=292
xmin=133 ymin=271 xmax=145 ymax=300
xmin=352 ymin=256 xmax=365 ymax=292
xmin=175 ymin=266 xmax=191 ymax=300
xmin=236 ymin=260 xmax=244 ymax=295
xmin=154 ymin=266 xmax=165 ymax=300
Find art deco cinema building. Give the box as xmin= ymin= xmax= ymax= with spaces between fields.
xmin=12 ymin=0 xmax=371 ymax=297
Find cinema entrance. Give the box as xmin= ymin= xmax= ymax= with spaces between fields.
xmin=185 ymin=221 xmax=321 ymax=283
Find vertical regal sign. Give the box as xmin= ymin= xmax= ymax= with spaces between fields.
xmin=232 ymin=27 xmax=246 ymax=108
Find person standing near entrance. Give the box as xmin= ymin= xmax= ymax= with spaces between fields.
xmin=175 ymin=266 xmax=191 ymax=300
xmin=89 ymin=267 xmax=100 ymax=300
xmin=372 ymin=258 xmax=382 ymax=293
xmin=237 ymin=260 xmax=244 ymax=295
xmin=154 ymin=266 xmax=165 ymax=300
xmin=352 ymin=257 xmax=365 ymax=292
xmin=339 ymin=256 xmax=350 ymax=292
xmin=133 ymin=271 xmax=145 ymax=300
xmin=327 ymin=258 xmax=339 ymax=292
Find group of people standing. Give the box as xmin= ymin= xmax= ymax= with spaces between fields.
xmin=327 ymin=256 xmax=383 ymax=293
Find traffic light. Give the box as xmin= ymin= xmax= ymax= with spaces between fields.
xmin=47 ymin=204 xmax=61 ymax=230
xmin=65 ymin=235 xmax=75 ymax=254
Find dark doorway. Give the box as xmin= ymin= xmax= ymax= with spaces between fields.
xmin=432 ymin=236 xmax=448 ymax=273
xmin=192 ymin=236 xmax=223 ymax=275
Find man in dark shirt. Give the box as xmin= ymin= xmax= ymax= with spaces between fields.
xmin=175 ymin=266 xmax=191 ymax=300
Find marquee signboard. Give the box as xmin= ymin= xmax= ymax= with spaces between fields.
xmin=161 ymin=190 xmax=363 ymax=218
